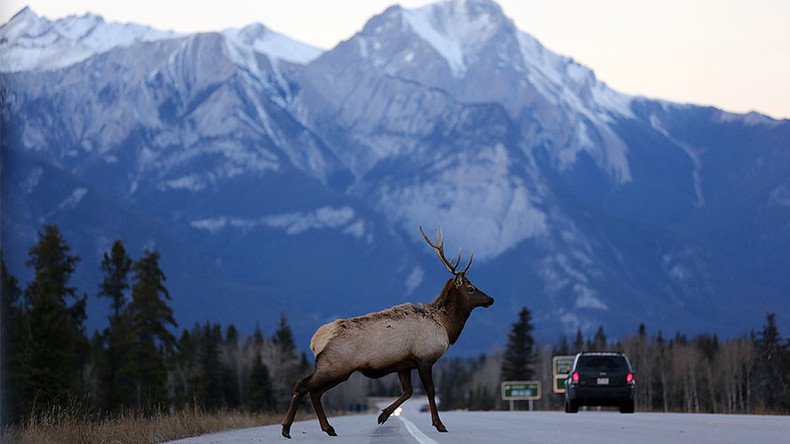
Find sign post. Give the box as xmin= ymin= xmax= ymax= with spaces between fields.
xmin=551 ymin=355 xmax=575 ymax=394
xmin=501 ymin=381 xmax=541 ymax=411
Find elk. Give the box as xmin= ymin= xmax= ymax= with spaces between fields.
xmin=280 ymin=226 xmax=494 ymax=438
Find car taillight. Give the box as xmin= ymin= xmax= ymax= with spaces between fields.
xmin=572 ymin=371 xmax=579 ymax=383
xmin=626 ymin=372 xmax=634 ymax=383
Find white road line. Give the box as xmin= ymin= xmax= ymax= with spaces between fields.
xmin=398 ymin=415 xmax=439 ymax=444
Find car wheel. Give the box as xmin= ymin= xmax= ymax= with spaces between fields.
xmin=565 ymin=399 xmax=578 ymax=413
xmin=619 ymin=400 xmax=634 ymax=413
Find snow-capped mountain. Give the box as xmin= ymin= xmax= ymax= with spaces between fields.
xmin=0 ymin=7 xmax=178 ymax=72
xmin=2 ymin=1 xmax=789 ymax=352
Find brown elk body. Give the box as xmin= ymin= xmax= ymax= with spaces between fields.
xmin=280 ymin=227 xmax=494 ymax=438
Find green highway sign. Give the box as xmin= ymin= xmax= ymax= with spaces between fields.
xmin=553 ymin=375 xmax=567 ymax=394
xmin=501 ymin=381 xmax=541 ymax=401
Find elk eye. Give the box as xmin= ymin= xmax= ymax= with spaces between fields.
xmin=467 ymin=286 xmax=476 ymax=293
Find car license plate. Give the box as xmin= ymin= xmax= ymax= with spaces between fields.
xmin=597 ymin=377 xmax=609 ymax=385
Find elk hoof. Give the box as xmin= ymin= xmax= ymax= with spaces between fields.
xmin=378 ymin=410 xmax=391 ymax=424
xmin=324 ymin=426 xmax=337 ymax=437
xmin=281 ymin=425 xmax=291 ymax=439
xmin=434 ymin=423 xmax=448 ymax=433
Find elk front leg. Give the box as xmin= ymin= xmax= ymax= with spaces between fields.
xmin=416 ymin=362 xmax=447 ymax=432
xmin=378 ymin=370 xmax=413 ymax=425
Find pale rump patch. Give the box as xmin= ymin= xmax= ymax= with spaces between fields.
xmin=310 ymin=322 xmax=339 ymax=357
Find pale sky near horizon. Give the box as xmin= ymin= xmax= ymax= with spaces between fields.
xmin=2 ymin=0 xmax=788 ymax=119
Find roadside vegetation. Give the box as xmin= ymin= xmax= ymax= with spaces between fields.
xmin=2 ymin=405 xmax=294 ymax=444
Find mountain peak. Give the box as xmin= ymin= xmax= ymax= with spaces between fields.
xmin=10 ymin=6 xmax=37 ymax=21
xmin=222 ymin=23 xmax=323 ymax=66
xmin=451 ymin=0 xmax=506 ymax=17
xmin=399 ymin=0 xmax=507 ymax=77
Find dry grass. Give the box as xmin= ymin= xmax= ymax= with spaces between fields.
xmin=2 ymin=406 xmax=308 ymax=444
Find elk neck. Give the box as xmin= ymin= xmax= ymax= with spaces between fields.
xmin=429 ymin=278 xmax=472 ymax=345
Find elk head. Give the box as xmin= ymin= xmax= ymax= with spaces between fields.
xmin=420 ymin=226 xmax=494 ymax=310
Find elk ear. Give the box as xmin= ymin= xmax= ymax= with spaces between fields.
xmin=454 ymin=275 xmax=464 ymax=288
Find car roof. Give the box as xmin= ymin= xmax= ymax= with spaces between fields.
xmin=577 ymin=351 xmax=625 ymax=356
xmin=573 ymin=351 xmax=633 ymax=370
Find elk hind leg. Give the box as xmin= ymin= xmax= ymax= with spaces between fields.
xmin=282 ymin=369 xmax=342 ymax=439
xmin=281 ymin=373 xmax=313 ymax=439
xmin=310 ymin=375 xmax=348 ymax=437
xmin=378 ymin=370 xmax=413 ymax=425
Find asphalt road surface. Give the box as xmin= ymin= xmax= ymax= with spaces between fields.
xmin=167 ymin=400 xmax=790 ymax=444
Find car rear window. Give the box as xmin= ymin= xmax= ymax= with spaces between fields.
xmin=577 ymin=355 xmax=628 ymax=372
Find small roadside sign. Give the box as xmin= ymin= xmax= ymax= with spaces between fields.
xmin=552 ymin=355 xmax=575 ymax=393
xmin=553 ymin=355 xmax=575 ymax=375
xmin=553 ymin=376 xmax=567 ymax=393
xmin=501 ymin=380 xmax=541 ymax=401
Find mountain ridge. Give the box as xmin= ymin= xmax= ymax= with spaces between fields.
xmin=2 ymin=1 xmax=788 ymax=351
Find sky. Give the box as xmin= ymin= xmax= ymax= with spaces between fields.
xmin=2 ymin=0 xmax=789 ymax=119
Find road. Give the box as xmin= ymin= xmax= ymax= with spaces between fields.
xmin=166 ymin=400 xmax=790 ymax=444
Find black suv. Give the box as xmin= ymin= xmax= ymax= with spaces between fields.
xmin=564 ymin=352 xmax=635 ymax=413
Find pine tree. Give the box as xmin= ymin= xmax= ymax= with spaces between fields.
xmin=437 ymin=357 xmax=470 ymax=410
xmin=273 ymin=313 xmax=297 ymax=356
xmin=500 ymin=307 xmax=536 ymax=381
xmin=756 ymin=313 xmax=785 ymax=411
xmin=22 ymin=225 xmax=86 ymax=410
xmin=272 ymin=313 xmax=300 ymax=409
xmin=225 ymin=324 xmax=239 ymax=347
xmin=1 ymin=255 xmax=25 ymax=424
xmin=784 ymin=336 xmax=790 ymax=411
xmin=222 ymin=324 xmax=242 ymax=409
xmin=592 ymin=325 xmax=607 ymax=350
xmin=125 ymin=249 xmax=177 ymax=412
xmin=253 ymin=323 xmax=264 ymax=346
xmin=198 ymin=323 xmax=224 ymax=411
xmin=574 ymin=328 xmax=584 ymax=353
xmin=97 ymin=240 xmax=134 ymax=412
xmin=100 ymin=240 xmax=133 ymax=319
xmin=553 ymin=334 xmax=570 ymax=355
xmin=247 ymin=351 xmax=274 ymax=412
xmin=172 ymin=329 xmax=196 ymax=408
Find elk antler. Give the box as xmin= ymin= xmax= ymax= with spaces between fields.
xmin=419 ymin=226 xmax=473 ymax=276
xmin=462 ymin=253 xmax=473 ymax=275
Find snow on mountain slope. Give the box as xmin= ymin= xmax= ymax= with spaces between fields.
xmin=191 ymin=205 xmax=371 ymax=243
xmin=222 ymin=23 xmax=323 ymax=66
xmin=0 ymin=7 xmax=179 ymax=72
xmin=401 ymin=0 xmax=499 ymax=77
xmin=514 ymin=30 xmax=634 ymax=121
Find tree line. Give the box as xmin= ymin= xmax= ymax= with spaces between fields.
xmin=1 ymin=225 xmax=308 ymax=426
xmin=2 ymin=225 xmax=788 ymax=424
